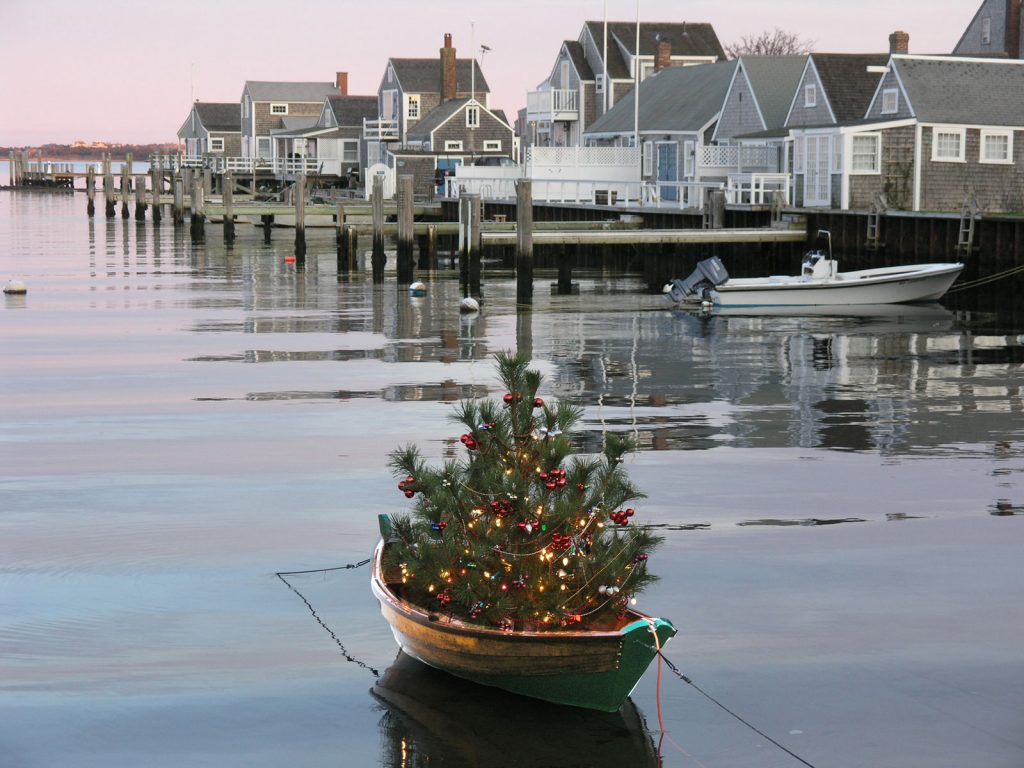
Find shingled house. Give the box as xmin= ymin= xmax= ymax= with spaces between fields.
xmin=366 ymin=33 xmax=515 ymax=196
xmin=953 ymin=0 xmax=1022 ymax=58
xmin=524 ymin=20 xmax=725 ymax=149
xmin=177 ymin=102 xmax=241 ymax=162
xmin=240 ymin=77 xmax=343 ymax=160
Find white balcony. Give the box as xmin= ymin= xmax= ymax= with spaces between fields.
xmin=363 ymin=118 xmax=399 ymax=141
xmin=526 ymin=89 xmax=579 ymax=123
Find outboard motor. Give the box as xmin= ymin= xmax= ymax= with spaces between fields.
xmin=667 ymin=256 xmax=729 ymax=303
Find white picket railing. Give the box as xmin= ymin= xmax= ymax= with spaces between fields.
xmin=725 ymin=173 xmax=791 ymax=205
xmin=526 ymin=89 xmax=580 ymax=121
xmin=698 ymin=144 xmax=780 ymax=172
xmin=363 ymin=118 xmax=399 ymax=141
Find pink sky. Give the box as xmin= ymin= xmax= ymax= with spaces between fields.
xmin=0 ymin=0 xmax=978 ymax=146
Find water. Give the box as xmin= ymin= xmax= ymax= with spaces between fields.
xmin=2 ymin=190 xmax=1023 ymax=767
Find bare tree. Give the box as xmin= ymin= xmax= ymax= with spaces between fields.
xmin=725 ymin=28 xmax=815 ymax=58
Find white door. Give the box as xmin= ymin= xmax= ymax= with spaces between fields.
xmin=804 ymin=136 xmax=831 ymax=207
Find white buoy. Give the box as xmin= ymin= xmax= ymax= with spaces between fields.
xmin=3 ymin=279 xmax=27 ymax=295
xmin=459 ymin=296 xmax=480 ymax=314
xmin=409 ymin=281 xmax=427 ymax=297
xmin=661 ymin=283 xmax=673 ymax=294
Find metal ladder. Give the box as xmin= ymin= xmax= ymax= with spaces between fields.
xmin=866 ymin=193 xmax=887 ymax=250
xmin=957 ymin=194 xmax=979 ymax=257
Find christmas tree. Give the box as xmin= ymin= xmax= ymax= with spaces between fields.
xmin=384 ymin=351 xmax=662 ymax=631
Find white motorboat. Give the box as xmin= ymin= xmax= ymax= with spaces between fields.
xmin=667 ymin=231 xmax=964 ymax=308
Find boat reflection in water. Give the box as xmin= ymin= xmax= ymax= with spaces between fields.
xmin=371 ymin=652 xmax=660 ymax=768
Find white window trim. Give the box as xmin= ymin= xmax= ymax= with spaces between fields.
xmin=931 ymin=127 xmax=966 ymax=163
xmin=444 ymin=140 xmax=463 ymax=151
xmin=981 ymin=17 xmax=992 ymax=45
xmin=483 ymin=140 xmax=502 ymax=151
xmin=793 ymin=135 xmax=805 ymax=173
xmin=466 ymin=106 xmax=480 ymax=128
xmin=804 ymin=84 xmax=816 ymax=108
xmin=850 ymin=133 xmax=881 ymax=175
xmin=209 ymin=137 xmax=225 ymax=152
xmin=270 ymin=103 xmax=288 ymax=115
xmin=642 ymin=141 xmax=653 ymax=176
xmin=881 ymin=88 xmax=899 ymax=115
xmin=980 ymin=128 xmax=1014 ymax=164
xmin=595 ymin=73 xmax=605 ymax=94
xmin=406 ymin=94 xmax=420 ymax=120
xmin=831 ymin=134 xmax=843 ymax=172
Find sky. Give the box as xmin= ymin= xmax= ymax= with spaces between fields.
xmin=0 ymin=0 xmax=980 ymax=146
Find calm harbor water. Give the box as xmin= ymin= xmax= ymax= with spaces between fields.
xmin=2 ymin=186 xmax=1024 ymax=767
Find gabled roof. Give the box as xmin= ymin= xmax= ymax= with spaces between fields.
xmin=326 ymin=95 xmax=378 ymax=126
xmin=194 ymin=103 xmax=241 ymax=132
xmin=270 ymin=117 xmax=320 ymax=135
xmin=244 ymin=81 xmax=341 ymax=102
xmin=810 ymin=54 xmax=890 ymax=122
xmin=563 ymin=41 xmax=594 ymax=81
xmin=740 ymin=55 xmax=808 ymax=129
xmin=585 ymin=60 xmax=737 ymax=135
xmin=388 ymin=59 xmax=489 ymax=94
xmin=407 ymin=98 xmax=510 ymax=140
xmin=583 ymin=20 xmax=726 ymax=79
xmin=891 ymin=54 xmax=1024 ymax=124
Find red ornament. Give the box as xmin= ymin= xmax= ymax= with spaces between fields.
xmin=533 ymin=397 xmax=544 ymax=408
xmin=576 ymin=483 xmax=586 ymax=492
xmin=503 ymin=393 xmax=514 ymax=404
xmin=404 ymin=489 xmax=415 ymax=498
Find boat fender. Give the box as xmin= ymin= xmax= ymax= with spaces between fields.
xmin=459 ymin=297 xmax=480 ymax=314
xmin=3 ymin=279 xmax=27 ymax=295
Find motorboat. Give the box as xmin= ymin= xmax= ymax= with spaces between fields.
xmin=667 ymin=231 xmax=963 ymax=308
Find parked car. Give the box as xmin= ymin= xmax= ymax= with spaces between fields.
xmin=473 ymin=156 xmax=517 ymax=167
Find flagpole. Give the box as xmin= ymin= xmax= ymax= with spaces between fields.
xmin=603 ymin=0 xmax=609 ymax=115
xmin=633 ymin=0 xmax=640 ymax=153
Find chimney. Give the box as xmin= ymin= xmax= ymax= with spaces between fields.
xmin=1007 ymin=0 xmax=1021 ymax=58
xmin=335 ymin=71 xmax=348 ymax=96
xmin=655 ymin=38 xmax=672 ymax=71
xmin=889 ymin=30 xmax=910 ymax=54
xmin=440 ymin=32 xmax=457 ymax=102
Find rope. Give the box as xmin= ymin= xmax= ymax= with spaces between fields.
xmin=947 ymin=262 xmax=1024 ymax=293
xmin=275 ymin=557 xmax=379 ymax=678
xmin=657 ymin=650 xmax=820 ymax=768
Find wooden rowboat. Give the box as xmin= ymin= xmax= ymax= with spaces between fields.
xmin=370 ymin=526 xmax=677 ymax=712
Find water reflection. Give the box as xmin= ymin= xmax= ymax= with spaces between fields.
xmin=990 ymin=500 xmax=1024 ymax=516
xmin=372 ymin=652 xmax=659 ymax=768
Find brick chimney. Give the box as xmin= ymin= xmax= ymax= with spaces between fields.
xmin=655 ymin=38 xmax=672 ymax=71
xmin=440 ymin=33 xmax=457 ymax=102
xmin=889 ymin=30 xmax=910 ymax=54
xmin=1007 ymin=0 xmax=1021 ymax=58
xmin=335 ymin=71 xmax=348 ymax=96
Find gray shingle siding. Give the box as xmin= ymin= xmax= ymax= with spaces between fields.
xmin=864 ymin=70 xmax=913 ymax=121
xmin=787 ymin=66 xmax=834 ymax=128
xmin=920 ymin=127 xmax=1024 ymax=211
xmin=715 ymin=70 xmax=764 ymax=141
xmin=953 ymin=0 xmax=1014 ymax=55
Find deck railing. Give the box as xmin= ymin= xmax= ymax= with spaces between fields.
xmin=363 ymin=118 xmax=400 ymax=141
xmin=526 ymin=89 xmax=579 ymax=122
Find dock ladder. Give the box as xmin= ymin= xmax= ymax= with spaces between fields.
xmin=866 ymin=193 xmax=887 ymax=250
xmin=957 ymin=194 xmax=980 ymax=258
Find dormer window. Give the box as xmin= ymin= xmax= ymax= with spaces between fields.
xmin=982 ymin=17 xmax=992 ymax=45
xmin=466 ymin=106 xmax=480 ymax=128
xmin=881 ymin=88 xmax=899 ymax=115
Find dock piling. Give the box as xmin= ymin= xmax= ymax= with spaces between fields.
xmin=294 ymin=174 xmax=306 ymax=257
xmin=134 ymin=173 xmax=146 ymax=221
xmin=103 ymin=171 xmax=115 ymax=218
xmin=371 ymin=174 xmax=386 ymax=283
xmin=150 ymin=166 xmax=162 ymax=224
xmin=120 ymin=159 xmax=131 ymax=219
xmin=516 ymin=180 xmax=534 ymax=304
xmin=86 ymin=166 xmax=96 ymax=217
xmin=397 ymin=174 xmax=415 ymax=284
xmin=190 ymin=178 xmax=205 ymax=242
xmin=172 ymin=173 xmax=184 ymax=225
xmin=223 ymin=170 xmax=235 ymax=244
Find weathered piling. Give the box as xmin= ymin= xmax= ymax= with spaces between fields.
xmin=150 ymin=166 xmax=162 ymax=224
xmin=172 ymin=173 xmax=184 ymax=225
xmin=516 ymin=180 xmax=534 ymax=304
xmin=134 ymin=174 xmax=146 ymax=221
xmin=190 ymin=178 xmax=205 ymax=242
xmin=103 ymin=171 xmax=115 ymax=218
xmin=120 ymin=160 xmax=131 ymax=219
xmin=294 ymin=174 xmax=306 ymax=257
xmin=203 ymin=169 xmax=212 ymax=198
xmin=557 ymin=246 xmax=574 ymax=294
xmin=425 ymin=224 xmax=438 ymax=270
xmin=338 ymin=224 xmax=359 ymax=272
xmin=371 ymin=174 xmax=386 ymax=283
xmin=86 ymin=166 xmax=95 ymax=217
xmin=261 ymin=215 xmax=273 ymax=242
xmin=223 ymin=170 xmax=235 ymax=244
xmin=396 ymin=175 xmax=415 ymax=284
xmin=460 ymin=193 xmax=482 ymax=297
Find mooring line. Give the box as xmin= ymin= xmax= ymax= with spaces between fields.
xmin=657 ymin=650 xmax=819 ymax=768
xmin=275 ymin=557 xmax=379 ymax=678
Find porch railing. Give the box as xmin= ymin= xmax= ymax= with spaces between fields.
xmin=363 ymin=118 xmax=400 ymax=141
xmin=526 ymin=89 xmax=579 ymax=121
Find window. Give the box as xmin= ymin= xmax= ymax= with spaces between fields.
xmin=209 ymin=137 xmax=224 ymax=152
xmin=794 ymin=136 xmax=805 ymax=173
xmin=980 ymin=129 xmax=1014 ymax=164
xmin=596 ymin=73 xmax=605 ymax=94
xmin=271 ymin=103 xmax=288 ymax=115
xmin=982 ymin=17 xmax=992 ymax=45
xmin=804 ymin=84 xmax=817 ymax=108
xmin=851 ymin=134 xmax=881 ymax=173
xmin=932 ymin=128 xmax=966 ymax=162
xmin=444 ymin=140 xmax=463 ymax=151
xmin=243 ymin=97 xmax=250 ymax=119
xmin=642 ymin=141 xmax=653 ymax=176
xmin=466 ymin=106 xmax=480 ymax=128
xmin=387 ymin=65 xmax=394 ymax=83
xmin=483 ymin=140 xmax=502 ymax=151
xmin=831 ymin=134 xmax=843 ymax=172
xmin=341 ymin=140 xmax=359 ymax=163
xmin=257 ymin=137 xmax=272 ymax=159
xmin=406 ymin=94 xmax=420 ymax=120
xmin=881 ymin=88 xmax=899 ymax=115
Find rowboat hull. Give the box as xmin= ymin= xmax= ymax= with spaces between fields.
xmin=370 ymin=540 xmax=676 ymax=712
xmin=711 ymin=263 xmax=964 ymax=307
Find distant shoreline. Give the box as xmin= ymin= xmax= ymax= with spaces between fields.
xmin=2 ymin=146 xmax=178 ymax=162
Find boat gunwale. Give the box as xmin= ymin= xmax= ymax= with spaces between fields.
xmin=717 ymin=263 xmax=964 ymax=293
xmin=371 ymin=540 xmax=661 ymax=643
